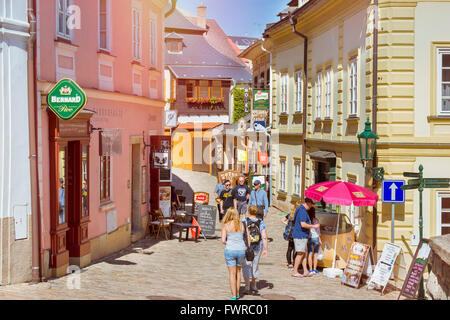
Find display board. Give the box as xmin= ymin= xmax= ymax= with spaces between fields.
xmin=341 ymin=242 xmax=373 ymax=288
xmin=197 ymin=205 xmax=217 ymax=237
xmin=159 ymin=186 xmax=171 ymax=218
xmin=398 ymin=238 xmax=431 ymax=300
xmin=368 ymin=242 xmax=402 ymax=294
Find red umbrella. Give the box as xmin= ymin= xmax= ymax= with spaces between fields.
xmin=305 ymin=180 xmax=378 ymax=274
xmin=305 ymin=180 xmax=378 ymax=206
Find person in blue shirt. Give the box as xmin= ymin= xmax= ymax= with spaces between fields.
xmin=291 ymin=198 xmax=320 ymax=278
xmin=214 ymin=176 xmax=227 ymax=217
xmin=248 ymin=180 xmax=269 ymax=220
xmin=232 ymin=176 xmax=250 ymax=218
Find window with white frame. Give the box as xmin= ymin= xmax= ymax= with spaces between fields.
xmin=438 ymin=48 xmax=450 ymax=115
xmin=149 ymin=18 xmax=157 ymax=67
xmin=325 ymin=68 xmax=332 ymax=118
xmin=437 ymin=192 xmax=450 ymax=235
xmin=99 ymin=0 xmax=110 ymax=51
xmin=295 ymin=70 xmax=303 ymax=113
xmin=132 ymin=5 xmax=142 ymax=61
xmin=349 ymin=57 xmax=358 ymax=116
xmin=316 ymin=72 xmax=322 ymax=119
xmin=57 ymin=0 xmax=71 ymax=39
xmin=281 ymin=73 xmax=288 ymax=113
xmin=280 ymin=159 xmax=286 ymax=192
xmin=294 ymin=162 xmax=301 ymax=195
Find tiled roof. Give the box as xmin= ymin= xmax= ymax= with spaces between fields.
xmin=165 ymin=8 xmax=206 ymax=32
xmin=168 ymin=65 xmax=251 ymax=82
xmin=228 ymin=36 xmax=258 ymax=49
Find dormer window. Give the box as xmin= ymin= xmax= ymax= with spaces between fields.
xmin=167 ymin=40 xmax=182 ymax=53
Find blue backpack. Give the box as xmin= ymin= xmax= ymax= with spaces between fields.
xmin=283 ymin=212 xmax=296 ymax=241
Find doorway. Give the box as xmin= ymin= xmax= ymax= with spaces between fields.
xmin=131 ymin=143 xmax=141 ymax=233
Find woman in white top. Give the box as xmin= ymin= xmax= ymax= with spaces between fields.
xmin=307 ymin=207 xmax=322 ymax=274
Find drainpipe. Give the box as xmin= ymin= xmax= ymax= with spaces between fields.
xmin=261 ymin=38 xmax=273 ymax=205
xmin=288 ymin=12 xmax=308 ymax=202
xmin=164 ymin=0 xmax=178 ymax=18
xmin=371 ymin=0 xmax=379 ymax=261
xmin=27 ymin=0 xmax=43 ymax=282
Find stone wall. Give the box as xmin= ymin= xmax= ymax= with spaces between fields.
xmin=426 ymin=234 xmax=450 ymax=300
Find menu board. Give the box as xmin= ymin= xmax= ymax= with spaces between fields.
xmin=398 ymin=238 xmax=431 ymax=300
xmin=197 ymin=205 xmax=217 ymax=237
xmin=341 ymin=242 xmax=372 ymax=288
xmin=368 ymin=243 xmax=402 ymax=294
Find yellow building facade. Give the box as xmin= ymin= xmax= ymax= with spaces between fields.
xmin=264 ymin=0 xmax=450 ymax=283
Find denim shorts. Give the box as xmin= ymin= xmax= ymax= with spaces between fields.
xmin=308 ymin=238 xmax=320 ymax=254
xmin=224 ymin=249 xmax=246 ymax=267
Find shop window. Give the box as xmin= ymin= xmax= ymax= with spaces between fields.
xmin=100 ymin=154 xmax=111 ymax=203
xmin=58 ymin=146 xmax=66 ymax=224
xmin=81 ymin=145 xmax=89 ymax=217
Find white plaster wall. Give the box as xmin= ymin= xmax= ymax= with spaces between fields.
xmin=0 ymin=0 xmax=32 ymax=284
xmin=414 ymin=2 xmax=450 ymax=137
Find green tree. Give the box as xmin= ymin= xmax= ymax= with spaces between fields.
xmin=232 ymin=87 xmax=250 ymax=123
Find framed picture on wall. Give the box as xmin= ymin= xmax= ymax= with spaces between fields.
xmin=141 ymin=166 xmax=147 ymax=204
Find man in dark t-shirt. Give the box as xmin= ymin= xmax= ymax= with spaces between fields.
xmin=232 ymin=176 xmax=250 ymax=217
xmin=219 ymin=180 xmax=234 ymax=222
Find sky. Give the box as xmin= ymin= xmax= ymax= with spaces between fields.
xmin=176 ymin=0 xmax=288 ymax=38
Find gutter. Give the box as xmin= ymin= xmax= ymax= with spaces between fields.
xmin=27 ymin=0 xmax=43 ymax=282
xmin=260 ymin=38 xmax=273 ymax=205
xmin=371 ymin=0 xmax=379 ymax=260
xmin=288 ymin=12 xmax=308 ymax=203
xmin=164 ymin=0 xmax=178 ymax=18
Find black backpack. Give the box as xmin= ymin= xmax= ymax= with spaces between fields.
xmin=246 ymin=218 xmax=262 ymax=250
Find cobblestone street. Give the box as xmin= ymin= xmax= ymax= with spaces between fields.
xmin=0 ymin=211 xmax=400 ymax=300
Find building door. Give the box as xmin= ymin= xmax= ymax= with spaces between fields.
xmin=131 ymin=143 xmax=141 ymax=232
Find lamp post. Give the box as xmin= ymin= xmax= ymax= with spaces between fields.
xmin=358 ymin=118 xmax=384 ymax=182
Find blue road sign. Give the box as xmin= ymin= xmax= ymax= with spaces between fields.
xmin=253 ymin=121 xmax=266 ymax=132
xmin=382 ymin=180 xmax=406 ymax=203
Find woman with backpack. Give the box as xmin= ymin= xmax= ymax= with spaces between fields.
xmin=281 ymin=205 xmax=298 ymax=269
xmin=242 ymin=205 xmax=268 ymax=294
xmin=221 ymin=208 xmax=249 ymax=300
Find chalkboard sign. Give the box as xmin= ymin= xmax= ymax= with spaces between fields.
xmin=197 ymin=205 xmax=217 ymax=237
xmin=398 ymin=238 xmax=431 ymax=300
xmin=368 ymin=242 xmax=402 ymax=295
xmin=341 ymin=242 xmax=373 ymax=289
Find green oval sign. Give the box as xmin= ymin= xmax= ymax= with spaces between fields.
xmin=47 ymin=78 xmax=87 ymax=120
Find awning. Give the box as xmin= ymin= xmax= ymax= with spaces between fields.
xmin=309 ymin=151 xmax=336 ymax=160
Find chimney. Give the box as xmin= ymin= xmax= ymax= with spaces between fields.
xmin=197 ymin=5 xmax=206 ymax=29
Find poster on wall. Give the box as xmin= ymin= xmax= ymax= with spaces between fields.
xmin=159 ymin=186 xmax=171 ymax=218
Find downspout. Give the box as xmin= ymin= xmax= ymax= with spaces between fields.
xmin=261 ymin=38 xmax=272 ymax=205
xmin=289 ymin=12 xmax=308 ymax=202
xmin=371 ymin=0 xmax=379 ymax=261
xmin=27 ymin=0 xmax=43 ymax=282
xmin=164 ymin=0 xmax=178 ymax=18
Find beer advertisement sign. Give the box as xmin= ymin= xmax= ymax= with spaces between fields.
xmin=47 ymin=78 xmax=87 ymax=120
xmin=253 ymin=89 xmax=269 ymax=110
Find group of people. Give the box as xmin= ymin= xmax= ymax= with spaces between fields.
xmin=215 ymin=176 xmax=269 ymax=300
xmin=282 ymin=198 xmax=322 ymax=278
xmin=215 ymin=176 xmax=324 ymax=299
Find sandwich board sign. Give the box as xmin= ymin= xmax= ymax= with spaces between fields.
xmin=47 ymin=78 xmax=87 ymax=120
xmin=367 ymin=242 xmax=402 ymax=295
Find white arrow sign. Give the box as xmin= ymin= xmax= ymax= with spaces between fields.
xmin=389 ymin=183 xmax=398 ymax=201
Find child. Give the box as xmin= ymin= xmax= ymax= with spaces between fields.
xmin=307 ymin=207 xmax=321 ymax=274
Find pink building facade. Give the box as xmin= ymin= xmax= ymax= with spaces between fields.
xmin=35 ymin=0 xmax=169 ymax=278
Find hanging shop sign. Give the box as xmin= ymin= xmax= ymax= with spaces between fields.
xmin=47 ymin=78 xmax=87 ymax=120
xmin=237 ymin=149 xmax=247 ymax=162
xmin=258 ymin=152 xmax=269 ymax=166
xmin=253 ymin=89 xmax=269 ymax=110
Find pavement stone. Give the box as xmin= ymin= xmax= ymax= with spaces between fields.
xmin=0 ymin=169 xmax=400 ymax=300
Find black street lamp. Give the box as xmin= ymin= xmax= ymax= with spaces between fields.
xmin=358 ymin=118 xmax=384 ymax=181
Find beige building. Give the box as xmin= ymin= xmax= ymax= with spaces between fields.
xmin=262 ymin=0 xmax=450 ymax=283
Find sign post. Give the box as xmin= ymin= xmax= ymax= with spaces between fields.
xmin=382 ymin=180 xmax=405 ymax=244
xmin=401 ymin=164 xmax=450 ymax=299
xmin=244 ymin=86 xmax=249 ymax=113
